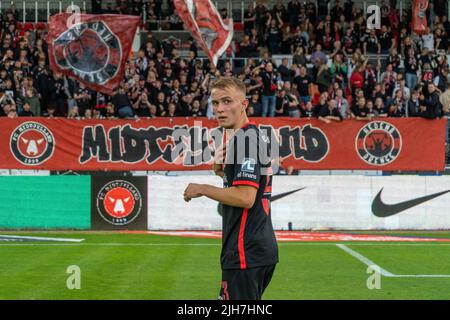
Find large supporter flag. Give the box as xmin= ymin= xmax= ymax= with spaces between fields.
xmin=47 ymin=13 xmax=140 ymax=95
xmin=412 ymin=0 xmax=429 ymax=35
xmin=174 ymin=0 xmax=233 ymax=66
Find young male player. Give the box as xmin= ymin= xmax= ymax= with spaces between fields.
xmin=183 ymin=77 xmax=278 ymax=300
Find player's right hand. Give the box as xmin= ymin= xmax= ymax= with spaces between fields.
xmin=213 ymin=143 xmax=227 ymax=177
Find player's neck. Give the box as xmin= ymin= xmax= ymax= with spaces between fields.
xmin=233 ymin=116 xmax=250 ymax=132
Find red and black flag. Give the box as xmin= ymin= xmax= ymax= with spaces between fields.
xmin=47 ymin=14 xmax=140 ymax=95
xmin=174 ymin=0 xmax=233 ymax=67
xmin=412 ymin=0 xmax=429 ymax=35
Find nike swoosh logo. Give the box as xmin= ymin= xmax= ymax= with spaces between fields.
xmin=372 ymin=188 xmax=450 ymax=217
xmin=271 ymin=187 xmax=306 ymax=202
xmin=217 ymin=187 xmax=305 ymax=215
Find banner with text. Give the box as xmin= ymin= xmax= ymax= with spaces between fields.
xmin=0 ymin=117 xmax=445 ymax=171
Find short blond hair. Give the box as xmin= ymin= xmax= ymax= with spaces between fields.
xmin=210 ymin=77 xmax=247 ymax=96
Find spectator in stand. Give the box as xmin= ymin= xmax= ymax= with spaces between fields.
xmin=248 ymin=92 xmax=262 ymax=116
xmin=364 ymin=30 xmax=381 ymax=55
xmin=379 ymin=25 xmax=395 ymax=55
xmin=287 ymin=0 xmax=301 ymax=29
xmin=293 ymin=65 xmax=312 ymax=104
xmin=22 ymin=88 xmax=40 ymax=116
xmin=319 ymin=99 xmax=343 ymax=124
xmin=374 ymin=97 xmax=388 ymax=117
xmin=18 ymin=102 xmax=34 ymax=117
xmin=74 ymin=83 xmax=92 ymax=116
xmin=278 ymin=58 xmax=293 ymax=82
xmin=239 ymin=35 xmax=257 ymax=58
xmin=419 ymin=83 xmax=443 ymax=119
xmin=387 ymin=89 xmax=407 ymax=117
xmin=334 ymin=88 xmax=350 ymax=119
xmin=316 ymin=62 xmax=332 ymax=93
xmin=275 ymin=89 xmax=290 ymax=117
xmin=133 ymin=92 xmax=153 ymax=117
xmin=440 ymin=84 xmax=450 ymax=113
xmin=350 ymin=64 xmax=365 ymax=96
xmin=342 ymin=27 xmax=357 ymax=55
xmin=244 ymin=4 xmax=256 ymax=36
xmin=265 ymin=13 xmax=283 ymax=54
xmin=314 ymin=92 xmax=329 ymax=117
xmin=407 ymin=90 xmax=421 ymax=117
xmin=330 ymin=54 xmax=347 ymax=89
xmin=46 ymin=105 xmax=56 ymax=118
xmin=434 ymin=67 xmax=449 ymax=93
xmin=67 ymin=105 xmax=80 ymax=119
xmin=259 ymin=62 xmax=278 ymax=117
xmin=351 ymin=97 xmax=373 ymax=120
xmin=112 ymin=87 xmax=134 ymax=118
xmin=311 ymin=44 xmax=327 ymax=65
xmin=300 ymin=100 xmax=315 ymax=118
xmin=381 ymin=63 xmax=398 ymax=97
xmin=404 ymin=46 xmax=420 ymax=91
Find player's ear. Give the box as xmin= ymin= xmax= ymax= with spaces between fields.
xmin=242 ymin=99 xmax=249 ymax=113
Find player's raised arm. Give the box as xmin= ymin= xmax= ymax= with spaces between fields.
xmin=183 ymin=183 xmax=257 ymax=209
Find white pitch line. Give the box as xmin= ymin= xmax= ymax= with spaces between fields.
xmin=0 ymin=243 xmax=222 ymax=246
xmin=1 ymin=242 xmax=450 ymax=246
xmin=336 ymin=244 xmax=395 ymax=277
xmin=0 ymin=235 xmax=84 ymax=243
xmin=336 ymin=244 xmax=450 ymax=278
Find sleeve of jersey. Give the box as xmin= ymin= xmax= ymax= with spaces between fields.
xmin=231 ymin=133 xmax=261 ymax=189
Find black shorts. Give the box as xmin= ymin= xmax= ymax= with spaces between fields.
xmin=219 ymin=264 xmax=276 ymax=300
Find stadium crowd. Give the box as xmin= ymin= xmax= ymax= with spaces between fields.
xmin=0 ymin=0 xmax=449 ymax=122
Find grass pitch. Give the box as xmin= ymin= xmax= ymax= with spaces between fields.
xmin=1 ymin=231 xmax=450 ymax=299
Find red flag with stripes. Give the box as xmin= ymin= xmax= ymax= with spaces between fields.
xmin=47 ymin=13 xmax=140 ymax=95
xmin=174 ymin=0 xmax=233 ymax=66
xmin=412 ymin=0 xmax=429 ymax=35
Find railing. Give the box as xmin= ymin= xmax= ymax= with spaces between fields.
xmin=3 ymin=0 xmax=448 ymax=24
xmin=0 ymin=1 xmax=89 ymax=23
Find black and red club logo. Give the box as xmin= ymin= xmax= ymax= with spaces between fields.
xmin=10 ymin=122 xmax=55 ymax=165
xmin=355 ymin=121 xmax=402 ymax=166
xmin=52 ymin=21 xmax=121 ymax=84
xmin=96 ymin=180 xmax=142 ymax=226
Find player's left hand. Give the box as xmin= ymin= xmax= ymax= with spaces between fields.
xmin=183 ymin=183 xmax=204 ymax=202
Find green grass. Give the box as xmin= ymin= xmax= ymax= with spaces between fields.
xmin=1 ymin=232 xmax=450 ymax=299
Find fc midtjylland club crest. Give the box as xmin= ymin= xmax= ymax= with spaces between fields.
xmin=96 ymin=180 xmax=142 ymax=226
xmin=10 ymin=121 xmax=55 ymax=165
xmin=52 ymin=21 xmax=122 ymax=84
xmin=355 ymin=121 xmax=402 ymax=166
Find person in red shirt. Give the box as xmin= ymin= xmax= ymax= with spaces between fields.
xmin=349 ymin=64 xmax=365 ymax=96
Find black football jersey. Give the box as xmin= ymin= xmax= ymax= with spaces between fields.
xmin=221 ymin=122 xmax=279 ymax=270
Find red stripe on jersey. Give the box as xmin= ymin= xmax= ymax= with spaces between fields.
xmin=232 ymin=180 xmax=259 ymax=189
xmin=264 ymin=186 xmax=272 ymax=193
xmin=238 ymin=208 xmax=248 ymax=269
xmin=262 ymin=199 xmax=270 ymax=216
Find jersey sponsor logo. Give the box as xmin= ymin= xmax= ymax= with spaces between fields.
xmin=96 ymin=180 xmax=142 ymax=225
xmin=355 ymin=121 xmax=402 ymax=166
xmin=372 ymin=188 xmax=450 ymax=217
xmin=241 ymin=157 xmax=256 ymax=173
xmin=10 ymin=121 xmax=55 ymax=165
xmin=236 ymin=171 xmax=257 ymax=180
